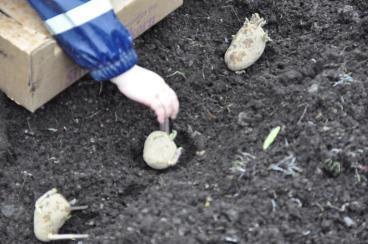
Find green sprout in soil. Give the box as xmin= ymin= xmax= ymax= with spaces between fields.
xmin=263 ymin=126 xmax=281 ymax=151
xmin=323 ymin=159 xmax=341 ymax=177
xmin=230 ymin=152 xmax=256 ymax=178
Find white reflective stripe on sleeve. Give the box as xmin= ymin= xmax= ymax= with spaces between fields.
xmin=45 ymin=0 xmax=113 ymax=35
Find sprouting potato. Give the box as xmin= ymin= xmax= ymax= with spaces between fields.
xmin=34 ymin=188 xmax=89 ymax=242
xmin=143 ymin=130 xmax=182 ymax=170
xmin=224 ymin=13 xmax=271 ymax=71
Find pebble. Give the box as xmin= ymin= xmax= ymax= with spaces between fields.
xmin=237 ymin=112 xmax=250 ymax=126
xmin=1 ymin=204 xmax=16 ymax=218
xmin=224 ymin=236 xmax=239 ymax=243
xmin=301 ymin=63 xmax=317 ymax=78
xmin=349 ymin=201 xmax=366 ymax=213
xmin=343 ymin=216 xmax=356 ymax=228
xmin=321 ymin=219 xmax=333 ymax=230
xmin=192 ymin=133 xmax=207 ymax=151
xmin=277 ymin=70 xmax=304 ymax=84
xmin=308 ymin=83 xmax=319 ymax=93
xmin=338 ymin=5 xmax=360 ymax=23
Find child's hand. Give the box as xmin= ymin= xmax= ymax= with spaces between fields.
xmin=111 ymin=65 xmax=179 ymax=124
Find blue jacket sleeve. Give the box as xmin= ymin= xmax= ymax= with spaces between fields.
xmin=27 ymin=0 xmax=138 ymax=81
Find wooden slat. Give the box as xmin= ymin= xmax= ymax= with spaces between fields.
xmin=0 ymin=12 xmax=46 ymax=53
xmin=0 ymin=0 xmax=49 ymax=36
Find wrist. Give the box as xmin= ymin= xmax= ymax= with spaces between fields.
xmin=111 ymin=65 xmax=137 ymax=85
xmin=90 ymin=47 xmax=138 ymax=81
xmin=111 ymin=65 xmax=139 ymax=87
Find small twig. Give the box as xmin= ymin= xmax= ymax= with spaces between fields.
xmin=166 ymin=71 xmax=187 ymax=79
xmin=70 ymin=205 xmax=89 ymax=211
xmin=271 ymin=199 xmax=277 ymax=212
xmin=355 ymin=167 xmax=362 ymax=183
xmin=202 ymin=63 xmax=206 ymax=80
xmin=47 ymin=128 xmax=58 ymax=132
xmin=115 ymin=112 xmax=119 ymax=122
xmin=48 ymin=234 xmax=89 ymax=241
xmin=326 ymin=201 xmax=349 ymax=212
xmin=269 ymin=154 xmax=302 ymax=176
xmin=27 ymin=118 xmax=33 ymax=132
xmin=17 ymin=172 xmax=31 ymax=202
xmin=239 ymin=152 xmax=256 ymax=160
xmin=291 ymin=198 xmax=303 ymax=208
xmin=297 ymin=104 xmax=309 ymax=124
xmin=222 ymin=5 xmax=241 ymax=24
xmin=99 ymin=82 xmax=103 ymax=95
xmin=313 ymin=202 xmax=325 ymax=212
xmin=88 ymin=111 xmax=101 ymax=119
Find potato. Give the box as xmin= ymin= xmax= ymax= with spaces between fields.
xmin=34 ymin=189 xmax=89 ymax=242
xmin=225 ymin=13 xmax=271 ymax=71
xmin=143 ymin=131 xmax=182 ymax=170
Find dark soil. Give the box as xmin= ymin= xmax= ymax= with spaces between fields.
xmin=1 ymin=0 xmax=368 ymax=243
